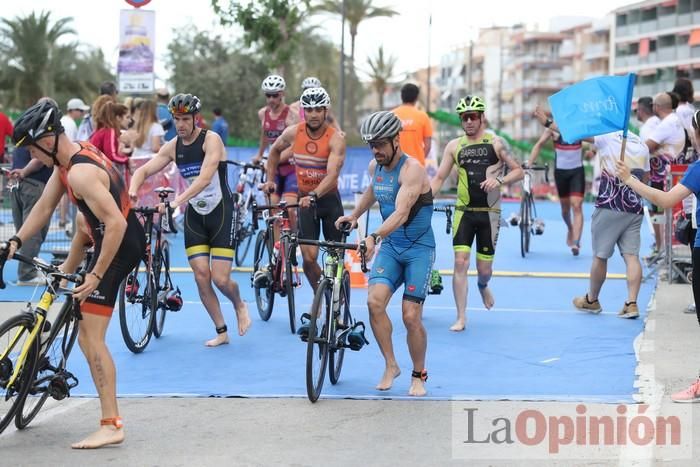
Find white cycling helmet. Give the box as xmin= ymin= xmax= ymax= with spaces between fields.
xmin=261 ymin=74 xmax=286 ymax=93
xmin=300 ymin=87 xmax=331 ymax=109
xmin=301 ymin=76 xmax=322 ymax=90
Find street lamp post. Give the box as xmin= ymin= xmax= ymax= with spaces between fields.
xmin=339 ymin=0 xmax=346 ymax=131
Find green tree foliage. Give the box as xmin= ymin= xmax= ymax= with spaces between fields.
xmin=211 ymin=0 xmax=310 ymax=77
xmin=366 ymin=45 xmax=397 ymax=109
xmin=165 ymin=27 xmax=268 ymax=140
xmin=0 ymin=11 xmax=113 ymax=109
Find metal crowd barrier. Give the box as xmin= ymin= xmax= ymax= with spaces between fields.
xmin=0 ymin=163 xmax=73 ymax=260
xmin=664 ymin=166 xmax=693 ymax=284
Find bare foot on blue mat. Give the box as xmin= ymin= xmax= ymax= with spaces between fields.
xmin=409 ymin=378 xmax=427 ymax=397
xmin=376 ymin=364 xmax=401 ymax=391
xmin=205 ymin=333 xmax=230 ymax=347
xmin=450 ymin=315 xmax=466 ymax=332
xmin=235 ymin=302 xmax=251 ymax=336
xmin=478 ymin=286 xmax=495 ymax=310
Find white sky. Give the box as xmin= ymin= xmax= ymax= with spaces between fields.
xmin=5 ymin=0 xmax=636 ymax=85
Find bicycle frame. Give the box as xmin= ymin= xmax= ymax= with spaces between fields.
xmin=0 ymin=250 xmax=83 ymax=390
xmin=253 ymin=200 xmax=300 ymax=292
xmin=293 ymin=232 xmax=368 ymax=342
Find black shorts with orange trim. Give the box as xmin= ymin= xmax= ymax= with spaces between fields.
xmin=82 ymin=211 xmax=145 ymax=317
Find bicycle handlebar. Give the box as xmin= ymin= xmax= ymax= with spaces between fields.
xmin=0 ymin=242 xmax=84 ymax=290
xmin=523 ymin=163 xmax=550 ymax=184
xmin=252 ymin=201 xmax=301 ymax=231
xmin=291 ymin=235 xmax=369 ymax=273
xmin=132 ymin=188 xmax=178 ymax=234
xmin=226 ymin=160 xmax=264 ymax=171
xmin=434 ymin=205 xmax=454 ymax=234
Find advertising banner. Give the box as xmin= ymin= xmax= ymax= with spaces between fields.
xmin=118 ymin=9 xmax=155 ymax=93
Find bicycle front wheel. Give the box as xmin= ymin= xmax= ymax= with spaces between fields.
xmin=306 ymin=278 xmax=332 ymax=402
xmin=16 ymin=298 xmax=79 ymax=429
xmin=329 ymin=271 xmax=351 ymax=385
xmin=253 ymin=229 xmax=274 ymax=321
xmin=118 ymin=260 xmax=156 ymax=353
xmin=0 ymin=313 xmax=39 ymax=435
xmin=153 ymin=240 xmax=171 ymax=338
xmin=283 ymin=238 xmax=296 ymax=334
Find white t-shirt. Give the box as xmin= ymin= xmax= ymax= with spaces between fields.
xmin=60 ymin=116 xmax=78 ymax=142
xmin=639 ymin=115 xmax=660 ymax=143
xmin=132 ymin=122 xmax=165 ymax=158
xmin=648 ymin=112 xmax=685 ymax=159
xmin=676 ymin=103 xmax=695 ymax=133
xmin=594 ymin=131 xmax=650 ymax=173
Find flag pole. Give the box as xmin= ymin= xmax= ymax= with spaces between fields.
xmin=619 ymin=135 xmax=627 ymax=162
xmin=619 ymin=73 xmax=636 ymax=163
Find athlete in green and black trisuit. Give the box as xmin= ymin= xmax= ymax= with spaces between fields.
xmin=431 ymin=95 xmax=523 ymax=332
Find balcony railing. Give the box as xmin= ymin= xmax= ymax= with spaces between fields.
xmin=658 ymin=15 xmax=677 ymax=29
xmin=584 ymin=43 xmax=608 ymax=60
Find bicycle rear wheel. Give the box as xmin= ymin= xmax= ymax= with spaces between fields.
xmin=15 ymin=299 xmax=79 ymax=429
xmin=306 ymin=278 xmax=332 ymax=402
xmin=153 ymin=241 xmax=171 ymax=338
xmin=118 ymin=260 xmax=156 ymax=353
xmin=253 ymin=229 xmax=275 ymax=321
xmin=283 ymin=238 xmax=296 ymax=334
xmin=520 ymin=196 xmax=531 ymax=257
xmin=0 ymin=313 xmax=39 ymax=435
xmin=235 ymin=202 xmax=254 ymax=267
xmin=329 ymin=272 xmax=351 ymax=385
xmin=525 ymin=195 xmax=533 ymax=254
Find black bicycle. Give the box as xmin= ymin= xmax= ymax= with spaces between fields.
xmin=118 ymin=187 xmax=182 ymax=354
xmin=291 ymin=223 xmax=369 ymax=402
xmin=226 ymin=160 xmax=265 ymax=267
xmin=251 ymin=199 xmax=300 ymax=333
xmin=0 ymin=244 xmax=84 ymax=434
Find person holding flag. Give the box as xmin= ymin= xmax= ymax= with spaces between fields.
xmin=547 ymin=74 xmax=650 ymax=319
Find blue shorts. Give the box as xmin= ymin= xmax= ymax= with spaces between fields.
xmin=275 ymin=164 xmax=298 ymax=197
xmin=368 ymin=243 xmax=435 ymax=304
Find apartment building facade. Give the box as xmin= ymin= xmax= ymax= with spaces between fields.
xmin=613 ymin=0 xmax=700 ymax=99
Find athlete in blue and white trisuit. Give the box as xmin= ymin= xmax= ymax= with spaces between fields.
xmin=336 ymin=111 xmax=435 ymax=397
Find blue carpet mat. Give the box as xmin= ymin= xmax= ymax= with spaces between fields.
xmin=2 ymin=201 xmax=657 ymax=401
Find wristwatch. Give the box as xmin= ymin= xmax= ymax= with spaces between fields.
xmin=544 ymin=118 xmax=553 ymax=128
xmin=496 ymin=176 xmax=504 ymax=185
xmin=308 ymin=191 xmax=318 ymax=201
xmin=370 ymin=233 xmax=382 ymax=245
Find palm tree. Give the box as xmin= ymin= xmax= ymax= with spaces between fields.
xmin=314 ymin=0 xmax=398 ymax=128
xmin=366 ymin=46 xmax=397 ymax=109
xmin=0 ymin=11 xmax=113 ymax=109
xmin=0 ymin=11 xmax=76 ymax=107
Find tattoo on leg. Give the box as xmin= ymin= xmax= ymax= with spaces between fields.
xmin=93 ymin=355 xmax=106 ymax=390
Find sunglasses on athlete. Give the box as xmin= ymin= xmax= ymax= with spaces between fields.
xmin=460 ymin=113 xmax=481 ymax=122
xmin=265 ymin=93 xmax=281 ymax=99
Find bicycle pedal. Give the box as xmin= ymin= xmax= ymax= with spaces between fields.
xmin=165 ymin=287 xmax=183 ymax=311
xmin=0 ymin=356 xmax=13 ymax=380
xmin=347 ymin=322 xmax=370 ymax=351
